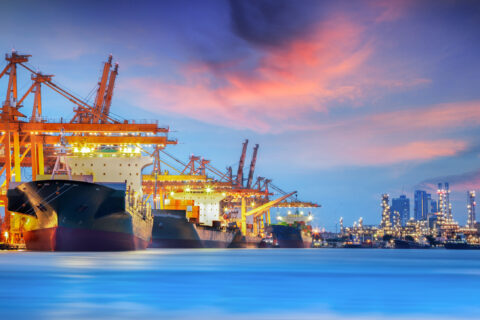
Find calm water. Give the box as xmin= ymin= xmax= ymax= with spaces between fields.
xmin=0 ymin=249 xmax=479 ymax=319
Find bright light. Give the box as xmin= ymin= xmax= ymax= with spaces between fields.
xmin=277 ymin=216 xmax=283 ymax=220
xmin=308 ymin=216 xmax=313 ymax=221
xmin=300 ymin=211 xmax=304 ymax=215
xmin=287 ymin=210 xmax=291 ymax=215
xmin=3 ymin=231 xmax=8 ymax=241
xmin=170 ymin=191 xmax=174 ymax=196
xmin=251 ymin=202 xmax=255 ymax=206
xmin=185 ymin=187 xmax=191 ymax=192
xmin=222 ymin=192 xmax=226 ymax=197
xmin=206 ymin=187 xmax=212 ymax=193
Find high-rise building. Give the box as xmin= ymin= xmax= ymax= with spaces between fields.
xmin=391 ymin=195 xmax=410 ymax=226
xmin=437 ymin=182 xmax=453 ymax=225
xmin=431 ymin=200 xmax=437 ymax=213
xmin=467 ymin=190 xmax=476 ymax=228
xmin=414 ymin=190 xmax=430 ymax=220
xmin=380 ymin=194 xmax=392 ymax=231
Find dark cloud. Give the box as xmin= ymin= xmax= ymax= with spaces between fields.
xmin=229 ymin=0 xmax=322 ymax=47
xmin=417 ymin=169 xmax=480 ymax=193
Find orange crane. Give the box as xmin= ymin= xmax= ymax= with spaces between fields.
xmin=100 ymin=63 xmax=118 ymax=123
xmin=92 ymin=54 xmax=112 ymax=123
xmin=246 ymin=143 xmax=259 ymax=189
xmin=0 ymin=51 xmax=176 ymax=244
xmin=236 ymin=139 xmax=248 ymax=187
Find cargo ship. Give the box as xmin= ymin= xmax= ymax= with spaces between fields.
xmin=150 ymin=209 xmax=249 ymax=248
xmin=149 ymin=208 xmax=305 ymax=248
xmin=7 ymin=148 xmax=154 ymax=251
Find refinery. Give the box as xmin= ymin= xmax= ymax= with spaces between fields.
xmin=0 ymin=52 xmax=319 ymax=251
xmin=336 ymin=183 xmax=480 ymax=249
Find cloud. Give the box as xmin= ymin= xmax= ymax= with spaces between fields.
xmin=120 ymin=12 xmax=429 ymax=133
xmin=418 ymin=169 xmax=480 ymax=193
xmin=275 ymin=100 xmax=480 ymax=168
xmin=229 ymin=0 xmax=321 ymax=47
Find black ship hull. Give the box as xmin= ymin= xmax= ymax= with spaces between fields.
xmin=149 ymin=210 xmax=305 ymax=248
xmin=149 ymin=209 xmax=236 ymax=248
xmin=394 ymin=239 xmax=430 ymax=249
xmin=267 ymin=225 xmax=304 ymax=248
xmin=150 ymin=210 xmax=203 ymax=248
xmin=8 ymin=179 xmax=152 ymax=251
xmin=444 ymin=242 xmax=480 ymax=250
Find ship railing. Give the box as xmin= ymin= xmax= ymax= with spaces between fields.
xmin=22 ymin=117 xmax=169 ymax=130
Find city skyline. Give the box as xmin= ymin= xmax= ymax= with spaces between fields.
xmin=1 ymin=0 xmax=480 ymax=227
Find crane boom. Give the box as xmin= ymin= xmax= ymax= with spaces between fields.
xmin=245 ymin=191 xmax=297 ymax=217
xmin=246 ymin=144 xmax=259 ymax=189
xmin=93 ymin=55 xmax=112 ymax=122
xmin=101 ymin=63 xmax=118 ymax=123
xmin=236 ymin=139 xmax=248 ymax=187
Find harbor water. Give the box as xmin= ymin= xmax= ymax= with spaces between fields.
xmin=1 ymin=249 xmax=479 ymax=319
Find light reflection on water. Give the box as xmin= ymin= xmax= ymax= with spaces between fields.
xmin=0 ymin=249 xmax=480 ymax=319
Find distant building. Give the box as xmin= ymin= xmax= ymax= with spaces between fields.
xmin=380 ymin=194 xmax=392 ymax=230
xmin=467 ymin=190 xmax=476 ymax=228
xmin=431 ymin=200 xmax=437 ymax=213
xmin=391 ymin=195 xmax=410 ymax=226
xmin=437 ymin=182 xmax=453 ymax=225
xmin=414 ymin=190 xmax=430 ymax=220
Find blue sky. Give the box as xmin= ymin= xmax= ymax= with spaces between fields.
xmin=2 ymin=0 xmax=480 ymax=229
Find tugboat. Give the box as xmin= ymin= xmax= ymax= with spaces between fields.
xmin=7 ymin=145 xmax=153 ymax=251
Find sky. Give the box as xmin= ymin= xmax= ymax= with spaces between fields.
xmin=1 ymin=0 xmax=480 ymax=229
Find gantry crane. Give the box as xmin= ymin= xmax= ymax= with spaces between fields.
xmin=0 ymin=51 xmax=176 ymax=243
xmin=141 ymin=141 xmax=319 ymax=236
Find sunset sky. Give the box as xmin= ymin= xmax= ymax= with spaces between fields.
xmin=2 ymin=0 xmax=480 ymax=228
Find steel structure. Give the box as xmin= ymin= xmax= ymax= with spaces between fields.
xmin=0 ymin=51 xmax=175 ymax=243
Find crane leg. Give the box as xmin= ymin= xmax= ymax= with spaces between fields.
xmin=241 ymin=197 xmax=246 ymax=235
xmin=13 ymin=132 xmax=21 ymax=182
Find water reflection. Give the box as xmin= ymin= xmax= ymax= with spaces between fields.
xmin=1 ymin=249 xmax=479 ymax=319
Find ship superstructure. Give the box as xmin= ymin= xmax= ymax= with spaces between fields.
xmin=7 ymin=147 xmax=154 ymax=251
xmin=0 ymin=52 xmax=175 ymax=246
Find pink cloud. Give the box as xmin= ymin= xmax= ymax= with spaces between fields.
xmin=370 ymin=0 xmax=415 ymax=23
xmin=419 ymin=170 xmax=480 ymax=193
xmin=119 ymin=14 xmax=428 ymax=133
xmin=273 ymin=101 xmax=480 ymax=168
xmin=348 ymin=140 xmax=467 ymax=166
